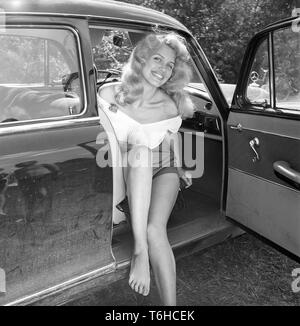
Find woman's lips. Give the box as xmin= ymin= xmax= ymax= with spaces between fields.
xmin=151 ymin=71 xmax=164 ymax=81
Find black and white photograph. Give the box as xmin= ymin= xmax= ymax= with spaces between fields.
xmin=0 ymin=0 xmax=299 ymax=310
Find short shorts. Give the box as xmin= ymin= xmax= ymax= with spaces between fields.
xmin=116 ymin=139 xmax=180 ymax=215
xmin=152 ymin=138 xmax=178 ymax=179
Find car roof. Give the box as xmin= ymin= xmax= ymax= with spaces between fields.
xmin=264 ymin=16 xmax=298 ymax=30
xmin=0 ymin=0 xmax=189 ymax=32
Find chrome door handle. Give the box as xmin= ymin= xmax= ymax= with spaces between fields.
xmin=249 ymin=137 xmax=260 ymax=162
xmin=273 ymin=160 xmax=300 ymax=189
xmin=230 ymin=123 xmax=243 ymax=132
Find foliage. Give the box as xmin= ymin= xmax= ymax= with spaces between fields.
xmin=117 ymin=0 xmax=296 ymax=83
xmin=0 ymin=35 xmax=73 ymax=85
xmin=92 ymin=30 xmax=132 ymax=72
xmin=0 ymin=36 xmax=45 ymax=83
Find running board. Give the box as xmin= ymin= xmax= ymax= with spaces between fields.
xmin=113 ymin=216 xmax=242 ymax=268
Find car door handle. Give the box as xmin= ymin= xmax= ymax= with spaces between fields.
xmin=230 ymin=123 xmax=243 ymax=132
xmin=249 ymin=137 xmax=260 ymax=162
xmin=273 ymin=161 xmax=300 ymax=189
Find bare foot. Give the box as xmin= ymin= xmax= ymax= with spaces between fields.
xmin=129 ymin=249 xmax=150 ymax=296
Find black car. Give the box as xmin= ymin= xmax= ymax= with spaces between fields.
xmin=0 ymin=0 xmax=299 ymax=305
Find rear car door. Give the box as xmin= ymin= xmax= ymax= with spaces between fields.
xmin=0 ymin=16 xmax=114 ymax=305
xmin=226 ymin=18 xmax=300 ymax=258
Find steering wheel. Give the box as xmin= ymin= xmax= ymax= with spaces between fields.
xmin=1 ymin=118 xmax=19 ymax=123
xmin=96 ymin=69 xmax=121 ymax=90
xmin=62 ymin=72 xmax=79 ymax=92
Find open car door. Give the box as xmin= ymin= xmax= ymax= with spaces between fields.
xmin=226 ymin=17 xmax=300 ymax=258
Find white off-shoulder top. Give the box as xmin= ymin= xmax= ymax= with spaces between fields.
xmin=97 ymin=94 xmax=182 ymax=150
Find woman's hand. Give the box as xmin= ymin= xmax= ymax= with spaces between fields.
xmin=177 ymin=168 xmax=192 ymax=189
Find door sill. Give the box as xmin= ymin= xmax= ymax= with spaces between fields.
xmin=112 ymin=214 xmax=241 ymax=269
xmin=5 ymin=263 xmax=115 ymax=306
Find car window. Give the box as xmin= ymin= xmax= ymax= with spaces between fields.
xmin=246 ymin=37 xmax=271 ymax=107
xmin=90 ymin=27 xmax=146 ymax=84
xmin=0 ymin=27 xmax=83 ymax=123
xmin=274 ymin=27 xmax=300 ymax=111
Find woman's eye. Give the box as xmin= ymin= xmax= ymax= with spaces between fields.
xmin=153 ymin=56 xmax=161 ymax=62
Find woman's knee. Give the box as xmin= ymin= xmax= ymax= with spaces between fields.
xmin=127 ymin=145 xmax=152 ymax=167
xmin=147 ymin=223 xmax=167 ymax=244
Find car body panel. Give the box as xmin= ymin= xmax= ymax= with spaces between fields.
xmin=0 ymin=119 xmax=115 ymax=305
xmin=0 ymin=11 xmax=115 ymax=305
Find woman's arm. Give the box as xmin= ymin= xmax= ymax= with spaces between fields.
xmin=165 ymin=131 xmax=192 ymax=188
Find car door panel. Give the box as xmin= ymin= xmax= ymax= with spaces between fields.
xmin=0 ymin=17 xmax=114 ymax=304
xmin=226 ymin=19 xmax=300 ymax=258
xmin=228 ymin=114 xmax=300 ymax=190
xmin=227 ymin=113 xmax=300 ymax=257
xmin=227 ymin=115 xmax=300 ymax=254
xmin=227 ymin=167 xmax=299 ymax=254
xmin=0 ymin=121 xmax=114 ymax=305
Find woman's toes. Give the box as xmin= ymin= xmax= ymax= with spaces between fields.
xmin=129 ymin=250 xmax=150 ymax=295
xmin=129 ymin=275 xmax=134 ymax=285
xmin=129 ymin=280 xmax=135 ymax=290
xmin=138 ymin=285 xmax=144 ymax=295
xmin=143 ymin=285 xmax=149 ymax=296
xmin=134 ymin=283 xmax=140 ymax=294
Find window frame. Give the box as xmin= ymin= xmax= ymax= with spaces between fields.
xmin=0 ymin=24 xmax=87 ymax=127
xmin=244 ymin=35 xmax=272 ymax=109
xmin=272 ymin=26 xmax=300 ymax=112
xmin=231 ymin=20 xmax=300 ymax=120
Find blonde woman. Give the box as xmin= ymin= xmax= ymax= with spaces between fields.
xmin=98 ymin=32 xmax=194 ymax=306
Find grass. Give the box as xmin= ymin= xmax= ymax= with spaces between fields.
xmin=175 ymin=234 xmax=300 ymax=306
xmin=67 ymin=234 xmax=300 ymax=306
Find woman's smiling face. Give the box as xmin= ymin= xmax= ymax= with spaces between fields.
xmin=142 ymin=44 xmax=176 ymax=88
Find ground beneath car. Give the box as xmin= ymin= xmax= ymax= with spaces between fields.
xmin=66 ymin=234 xmax=300 ymax=306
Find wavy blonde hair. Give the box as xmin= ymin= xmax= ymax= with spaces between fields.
xmin=115 ymin=32 xmax=195 ymax=118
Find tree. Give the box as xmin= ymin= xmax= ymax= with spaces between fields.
xmin=117 ymin=0 xmax=295 ymax=83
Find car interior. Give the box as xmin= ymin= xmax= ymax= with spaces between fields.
xmin=0 ymin=28 xmax=83 ymax=123
xmin=110 ymin=88 xmax=229 ymax=266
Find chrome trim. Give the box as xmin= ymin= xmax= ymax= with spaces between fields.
xmin=0 ymin=12 xmax=188 ymax=32
xmin=0 ymin=24 xmax=88 ymax=124
xmin=230 ymin=123 xmax=243 ymax=132
xmin=89 ymin=24 xmax=147 ymax=34
xmin=0 ymin=117 xmax=101 ymax=135
xmin=230 ymin=125 xmax=300 ymax=141
xmin=116 ymin=261 xmax=131 ymax=270
xmin=228 ymin=167 xmax=300 ymax=193
xmin=179 ymin=127 xmax=223 ymax=141
xmin=268 ymin=32 xmax=275 ymax=109
xmin=5 ymin=262 xmax=116 ymax=306
xmin=249 ymin=137 xmax=260 ymax=162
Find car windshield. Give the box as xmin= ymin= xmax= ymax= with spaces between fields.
xmin=90 ymin=28 xmax=147 ymax=82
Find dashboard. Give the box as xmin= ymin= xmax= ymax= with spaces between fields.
xmin=182 ymin=84 xmax=222 ymax=140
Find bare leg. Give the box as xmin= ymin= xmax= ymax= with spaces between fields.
xmin=147 ymin=172 xmax=180 ymax=305
xmin=124 ymin=145 xmax=153 ymax=296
